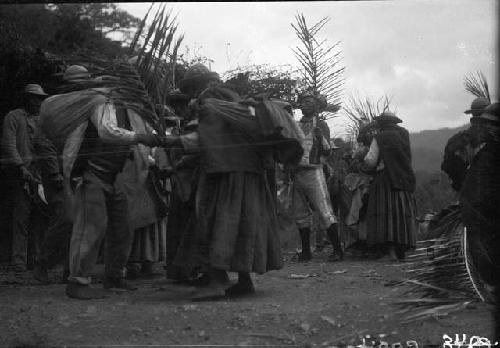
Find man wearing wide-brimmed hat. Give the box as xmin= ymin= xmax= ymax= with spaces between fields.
xmin=31 ymin=66 xmax=91 ymax=284
xmin=32 ymin=65 xmax=92 ymax=284
xmin=178 ymin=63 xmax=220 ymax=99
xmin=1 ymin=83 xmax=48 ymax=272
xmin=290 ymin=90 xmax=343 ymax=262
xmin=441 ymin=96 xmax=491 ymax=194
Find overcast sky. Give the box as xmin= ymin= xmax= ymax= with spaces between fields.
xmin=118 ymin=1 xmax=498 ymax=134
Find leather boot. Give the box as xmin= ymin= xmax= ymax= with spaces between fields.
xmin=298 ymin=228 xmax=312 ymax=261
xmin=327 ymin=223 xmax=343 ymax=261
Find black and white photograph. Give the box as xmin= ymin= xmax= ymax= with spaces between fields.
xmin=0 ymin=1 xmax=498 ymax=346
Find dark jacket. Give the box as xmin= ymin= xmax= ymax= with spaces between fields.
xmin=375 ymin=124 xmax=416 ymax=192
xmin=73 ymin=108 xmax=132 ymax=184
xmin=1 ymin=108 xmax=38 ymax=170
xmin=199 ymin=99 xmax=264 ymax=174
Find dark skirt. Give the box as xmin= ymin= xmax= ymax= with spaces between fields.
xmin=128 ymin=220 xmax=166 ymax=263
xmin=175 ymin=171 xmax=283 ymax=274
xmin=365 ymin=170 xmax=417 ymax=249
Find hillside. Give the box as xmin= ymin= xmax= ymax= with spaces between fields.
xmin=409 ymin=124 xmax=469 ymax=215
xmin=410 ymin=124 xmax=468 ymax=173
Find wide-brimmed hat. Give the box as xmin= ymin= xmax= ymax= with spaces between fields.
xmin=62 ymin=65 xmax=91 ymax=82
xmin=166 ymin=89 xmax=190 ymax=105
xmin=297 ymin=90 xmax=328 ymax=111
xmin=23 ymin=84 xmax=48 ymax=97
xmin=475 ymin=102 xmax=499 ymax=124
xmin=178 ymin=64 xmax=220 ymax=90
xmin=465 ymin=97 xmax=490 ymax=115
xmin=375 ymin=111 xmax=402 ymax=124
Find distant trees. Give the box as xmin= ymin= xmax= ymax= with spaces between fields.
xmin=223 ymin=64 xmax=300 ymax=102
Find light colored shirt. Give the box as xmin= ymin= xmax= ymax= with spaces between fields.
xmin=363 ymin=138 xmax=385 ymax=171
xmin=90 ymin=102 xmax=137 ymax=144
xmin=298 ymin=117 xmax=330 ymax=167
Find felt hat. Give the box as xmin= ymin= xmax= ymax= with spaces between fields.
xmin=178 ymin=64 xmax=220 ymax=90
xmin=166 ymin=89 xmax=190 ymax=105
xmin=475 ymin=102 xmax=500 ymax=124
xmin=297 ymin=90 xmax=328 ymax=111
xmin=62 ymin=65 xmax=91 ymax=82
xmin=375 ymin=111 xmax=402 ymax=124
xmin=23 ymin=84 xmax=48 ymax=97
xmin=465 ymin=97 xmax=490 ymax=115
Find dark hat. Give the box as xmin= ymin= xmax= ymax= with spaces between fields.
xmin=166 ymin=89 xmax=190 ymax=105
xmin=375 ymin=111 xmax=402 ymax=124
xmin=63 ymin=65 xmax=91 ymax=82
xmin=178 ymin=64 xmax=220 ymax=90
xmin=465 ymin=97 xmax=490 ymax=115
xmin=475 ymin=102 xmax=500 ymax=124
xmin=298 ymin=90 xmax=328 ymax=111
xmin=23 ymin=84 xmax=48 ymax=97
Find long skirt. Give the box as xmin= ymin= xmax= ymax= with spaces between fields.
xmin=128 ymin=219 xmax=167 ymax=264
xmin=177 ymin=171 xmax=283 ymax=274
xmin=365 ymin=170 xmax=417 ymax=249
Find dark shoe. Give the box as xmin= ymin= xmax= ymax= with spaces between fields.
xmin=103 ymin=277 xmax=138 ymax=291
xmin=186 ymin=273 xmax=211 ymax=287
xmin=66 ymin=282 xmax=108 ymax=300
xmin=141 ymin=262 xmax=154 ymax=274
xmin=297 ymin=251 xmax=312 ymax=262
xmin=328 ymin=252 xmax=343 ymax=262
xmin=33 ymin=264 xmax=49 ymax=284
xmin=225 ymin=280 xmax=255 ymax=297
xmin=314 ymin=244 xmax=325 ymax=252
xmin=126 ymin=268 xmax=141 ymax=280
xmin=13 ymin=263 xmax=27 ymax=273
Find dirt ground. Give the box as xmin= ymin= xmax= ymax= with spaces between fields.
xmin=0 ymin=248 xmax=494 ymax=348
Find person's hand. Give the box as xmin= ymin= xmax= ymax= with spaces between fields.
xmin=135 ymin=134 xmax=160 ymax=147
xmin=50 ymin=173 xmax=64 ymax=190
xmin=158 ymin=135 xmax=181 ymax=148
xmin=20 ymin=166 xmax=37 ymax=184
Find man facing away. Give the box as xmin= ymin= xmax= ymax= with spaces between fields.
xmin=33 ymin=66 xmax=92 ymax=283
xmin=1 ymin=84 xmax=48 ymax=272
xmin=289 ymin=91 xmax=343 ymax=262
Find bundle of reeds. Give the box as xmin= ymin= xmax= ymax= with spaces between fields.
xmin=396 ymin=217 xmax=494 ymax=323
xmin=60 ymin=3 xmax=184 ymax=135
xmin=291 ymin=13 xmax=345 ymax=120
xmin=342 ymin=94 xmax=392 ymax=142
xmin=464 ymin=70 xmax=490 ymax=101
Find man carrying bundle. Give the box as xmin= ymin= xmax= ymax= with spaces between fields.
xmin=290 ymin=91 xmax=343 ymax=262
xmin=161 ymin=64 xmax=303 ymax=300
xmin=38 ymin=65 xmax=160 ymax=299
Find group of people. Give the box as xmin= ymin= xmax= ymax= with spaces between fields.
xmin=1 ymin=63 xmax=305 ymax=301
xmin=5 ymin=60 xmax=495 ymax=307
xmin=290 ymin=105 xmax=418 ymax=263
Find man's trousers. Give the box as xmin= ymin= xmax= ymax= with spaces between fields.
xmin=68 ymin=170 xmax=133 ymax=285
xmin=292 ymin=167 xmax=337 ymax=230
xmin=11 ymin=181 xmax=47 ymax=270
xmin=37 ymin=180 xmax=72 ymax=270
